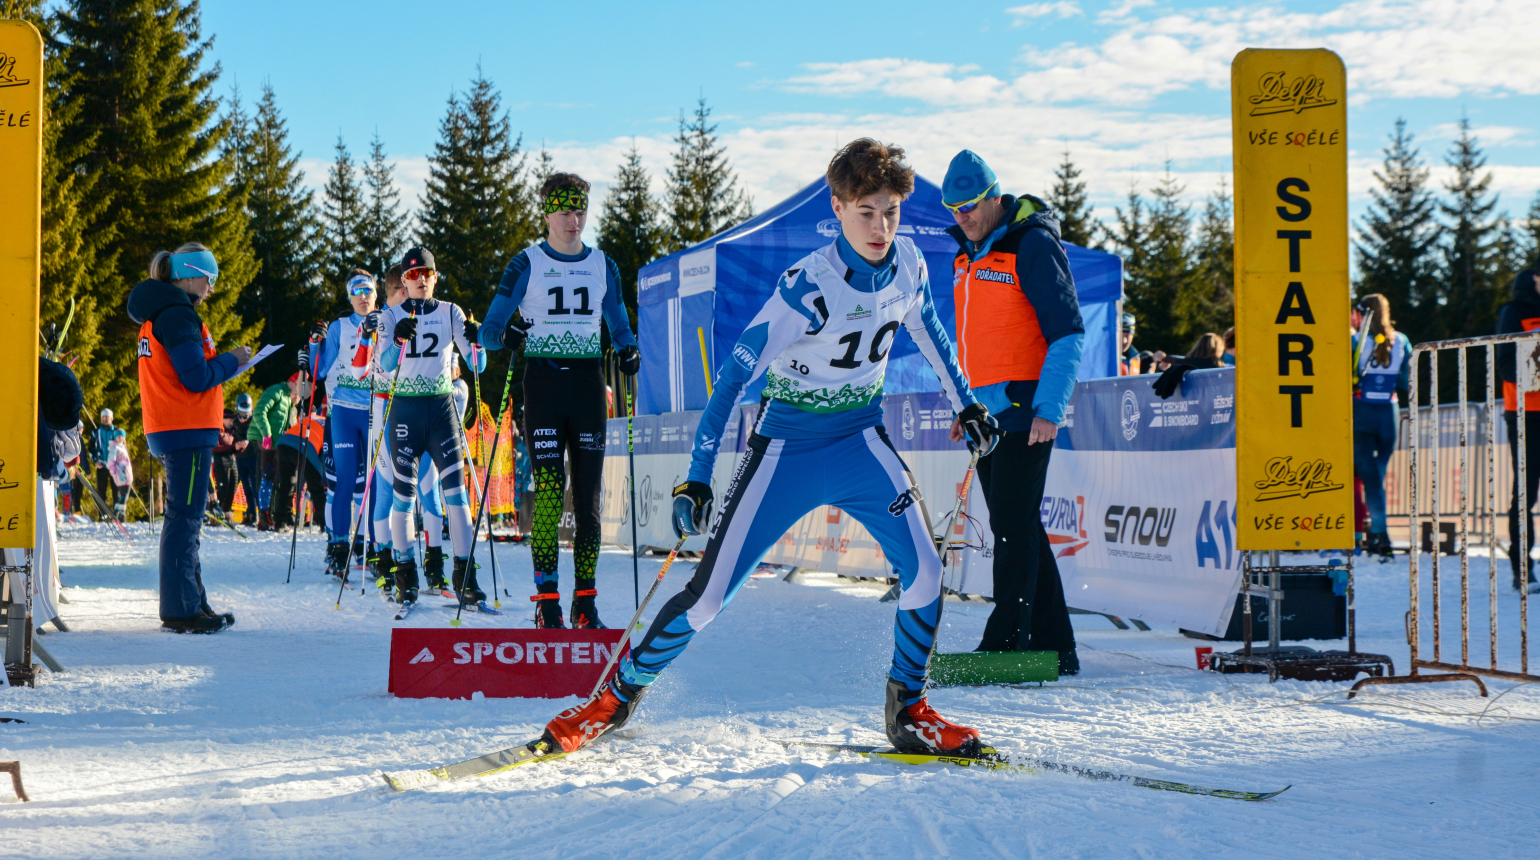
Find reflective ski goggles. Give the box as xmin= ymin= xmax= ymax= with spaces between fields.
xmin=943 ymin=180 xmax=997 ymax=215
xmin=543 ymin=187 xmax=588 ymax=214
xmin=402 ymin=267 xmax=435 ymax=281
xmin=346 ymin=274 xmax=376 ymax=296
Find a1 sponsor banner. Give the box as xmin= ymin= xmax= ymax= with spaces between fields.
xmin=1231 ymin=48 xmax=1353 ymax=550
xmin=953 ymin=370 xmax=1243 ymax=635
xmin=389 ymin=628 xmax=627 ymax=700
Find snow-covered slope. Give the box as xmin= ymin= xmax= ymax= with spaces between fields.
xmin=1 ymin=523 xmax=1536 ymax=859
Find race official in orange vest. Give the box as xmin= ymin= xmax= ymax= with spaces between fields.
xmin=942 ymin=151 xmax=1083 ymax=674
xmin=127 ymin=243 xmax=250 ymax=634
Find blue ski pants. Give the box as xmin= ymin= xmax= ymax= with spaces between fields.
xmin=1353 ymin=402 xmax=1397 ymax=533
xmin=618 ymin=427 xmax=943 ymax=698
xmin=388 ymin=394 xmax=470 ymax=561
xmin=157 ymin=446 xmax=214 ymax=620
xmin=324 ymin=404 xmax=370 ymax=540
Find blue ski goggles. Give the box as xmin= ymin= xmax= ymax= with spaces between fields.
xmin=346 ymin=274 xmax=377 ymax=297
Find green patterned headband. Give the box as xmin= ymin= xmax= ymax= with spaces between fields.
xmin=543 ymin=187 xmax=588 ymax=214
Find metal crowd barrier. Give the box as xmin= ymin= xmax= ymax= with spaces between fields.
xmin=1352 ymin=332 xmax=1539 ymax=697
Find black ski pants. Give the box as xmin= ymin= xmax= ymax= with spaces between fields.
xmin=976 ymin=429 xmax=1077 ymax=657
xmin=274 ymin=445 xmax=325 ymax=530
xmin=1506 ymin=411 xmax=1540 ymax=583
xmin=212 ymin=452 xmax=239 ymax=513
xmin=523 ymin=361 xmax=606 ymax=587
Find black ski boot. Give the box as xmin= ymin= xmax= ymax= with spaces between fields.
xmin=569 ymin=586 xmax=606 ymax=628
xmin=324 ymin=541 xmax=350 ymax=581
xmin=352 ymin=536 xmax=367 ymax=567
xmin=1368 ymin=532 xmax=1394 ymax=561
xmin=883 ymin=678 xmax=984 ymax=757
xmin=423 ymin=546 xmax=449 ymax=593
xmin=370 ymin=547 xmax=395 ymax=595
xmin=394 ymin=558 xmax=420 ymax=605
xmin=533 ymin=583 xmax=564 ymax=628
xmin=453 ymin=556 xmax=486 ymax=605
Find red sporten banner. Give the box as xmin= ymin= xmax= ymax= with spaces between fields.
xmin=389 ymin=628 xmax=628 ymax=700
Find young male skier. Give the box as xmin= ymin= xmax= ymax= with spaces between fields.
xmin=541 ymin=139 xmax=999 ymax=757
xmin=377 ymin=248 xmax=488 ymax=610
xmin=308 ymin=269 xmax=378 ymax=577
xmin=478 ymin=172 xmax=640 ymax=629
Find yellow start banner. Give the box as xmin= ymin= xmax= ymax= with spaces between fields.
xmin=0 ymin=21 xmax=42 ymax=548
xmin=1232 ymin=48 xmax=1352 ymax=551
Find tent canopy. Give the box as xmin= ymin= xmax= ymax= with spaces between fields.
xmin=636 ymin=174 xmax=1123 ymax=416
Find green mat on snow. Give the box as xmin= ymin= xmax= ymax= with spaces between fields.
xmin=930 ymin=651 xmax=1059 ymax=685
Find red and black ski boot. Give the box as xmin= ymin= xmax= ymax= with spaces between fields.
xmin=541 ymin=678 xmax=649 ymax=753
xmin=884 ymin=678 xmax=984 ymax=757
xmin=569 ymin=586 xmax=606 ymax=628
xmin=533 ymin=583 xmax=564 ymax=628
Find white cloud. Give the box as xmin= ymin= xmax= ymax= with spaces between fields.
xmin=786 ymin=0 xmax=1540 ymax=108
xmin=1007 ymin=2 xmax=1082 ymax=22
xmin=1425 ymin=123 xmax=1532 ymax=147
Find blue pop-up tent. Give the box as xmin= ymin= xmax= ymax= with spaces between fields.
xmin=635 ymin=174 xmax=1123 ymax=415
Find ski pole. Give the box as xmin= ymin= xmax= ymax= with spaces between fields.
xmin=449 ymin=335 xmax=501 ymax=622
xmin=588 ymin=533 xmax=689 ymax=701
xmin=337 ymin=328 xmax=407 ymax=609
xmin=454 ymin=343 xmax=519 ymax=626
xmin=287 ymin=338 xmax=322 ymax=584
xmin=923 ymin=451 xmax=980 ymax=674
xmin=470 ymin=349 xmax=502 ymax=609
xmin=625 ymin=370 xmax=640 ymax=608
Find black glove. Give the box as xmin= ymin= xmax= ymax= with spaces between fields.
xmin=958 ymin=403 xmax=1000 ymax=457
xmin=309 ymin=322 xmax=327 ymax=343
xmin=361 ymin=310 xmax=382 ymax=335
xmin=296 ymin=348 xmax=311 ymax=373
xmin=393 ymin=316 xmax=418 ymax=344
xmin=618 ymin=344 xmax=640 ymax=376
xmin=671 ymin=481 xmax=714 ymax=538
xmin=463 ymin=318 xmax=480 ymax=344
xmin=1152 ymin=363 xmax=1195 ymax=399
xmin=504 ymin=317 xmax=533 ymax=349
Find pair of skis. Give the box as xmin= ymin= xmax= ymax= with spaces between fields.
xmin=380 ymin=736 xmax=1286 ymax=802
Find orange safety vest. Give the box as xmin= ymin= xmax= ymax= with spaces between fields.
xmin=953 ymin=247 xmax=1049 ymax=388
xmin=1504 ymin=316 xmax=1540 ymax=412
xmin=137 ymin=320 xmax=223 ymax=435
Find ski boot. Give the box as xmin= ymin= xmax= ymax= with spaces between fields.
xmin=541 ymin=678 xmax=649 ymax=753
xmin=883 ymin=678 xmax=984 ymax=757
xmin=369 ymin=547 xmax=395 ymax=595
xmin=324 ymin=541 xmax=350 ymax=581
xmin=352 ymin=537 xmax=367 ymax=568
xmin=257 ymin=510 xmax=276 ymax=532
xmin=569 ymin=586 xmax=606 ymax=628
xmin=453 ymin=556 xmax=486 ymax=606
xmin=1367 ymin=532 xmax=1394 ymax=561
xmin=423 ymin=546 xmax=449 ymax=594
xmin=393 ymin=558 xmax=420 ymax=606
xmin=532 ymin=582 xmax=564 ymax=628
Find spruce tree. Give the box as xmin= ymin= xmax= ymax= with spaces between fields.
xmin=359 ymin=132 xmax=408 ymax=277
xmin=1353 ymin=118 xmax=1440 ymax=339
xmin=319 ymin=135 xmax=366 ymax=287
xmin=54 ymin=0 xmax=259 ymax=436
xmin=232 ymin=81 xmax=324 ymax=389
xmin=1517 ymin=192 xmax=1540 ymax=274
xmin=597 ymin=143 xmax=664 ymax=329
xmin=1438 ymin=117 xmax=1503 ymax=342
xmin=665 ymin=97 xmax=752 ymax=252
xmin=533 ymin=145 xmax=555 ymax=190
xmin=1107 ymin=186 xmax=1152 ymax=348
xmin=1184 ymin=179 xmax=1234 ymax=339
xmin=1046 ymin=148 xmax=1098 ymax=247
xmin=1142 ymin=169 xmax=1201 ymax=349
xmin=416 ymin=71 xmax=538 ymax=409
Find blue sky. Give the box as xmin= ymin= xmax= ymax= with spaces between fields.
xmin=202 ymin=0 xmax=1540 ymax=235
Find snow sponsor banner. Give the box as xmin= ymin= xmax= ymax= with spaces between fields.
xmin=955 ymin=370 xmax=1243 ymax=635
xmin=1231 ymin=48 xmax=1353 ymax=551
xmin=0 ymin=22 xmax=42 ymax=547
xmin=389 ymin=628 xmax=627 ymax=700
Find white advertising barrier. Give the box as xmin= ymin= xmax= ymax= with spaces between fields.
xmin=602 ymin=369 xmax=1242 ymax=635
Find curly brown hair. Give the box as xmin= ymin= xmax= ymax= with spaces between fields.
xmin=538 ymin=172 xmax=591 ymax=202
xmin=827 ymin=138 xmax=914 ymax=202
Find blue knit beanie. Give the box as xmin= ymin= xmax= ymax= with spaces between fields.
xmin=942 ymin=150 xmax=1000 ymax=206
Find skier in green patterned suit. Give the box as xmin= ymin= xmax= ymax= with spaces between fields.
xmin=479 ymin=172 xmax=640 ymax=628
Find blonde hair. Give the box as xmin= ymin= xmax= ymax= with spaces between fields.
xmin=148 ymin=242 xmax=211 ymax=282
xmin=1358 ymin=293 xmax=1396 ymax=367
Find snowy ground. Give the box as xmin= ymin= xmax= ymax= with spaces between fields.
xmin=1 ymin=522 xmax=1537 ymax=859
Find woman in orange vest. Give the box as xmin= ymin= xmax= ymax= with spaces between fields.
xmin=127 ymin=243 xmax=251 ymax=634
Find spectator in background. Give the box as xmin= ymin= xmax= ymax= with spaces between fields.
xmin=1222 ymin=327 xmax=1236 ymax=366
xmin=1118 ymin=313 xmax=1138 ymax=375
xmin=1351 ymin=295 xmax=1410 ymax=561
xmin=1495 ymin=268 xmax=1540 ymax=593
xmin=90 ymin=408 xmax=127 ymax=520
xmin=126 ymin=242 xmax=248 ymax=633
xmin=1185 ymin=333 xmax=1225 ymax=369
xmin=273 ymin=391 xmax=326 ymax=532
xmin=232 ymin=393 xmax=259 ymax=523
xmin=942 ymin=149 xmax=1081 ymax=675
xmin=246 ymin=374 xmax=306 ymax=531
xmin=212 ymin=408 xmax=246 ymax=519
